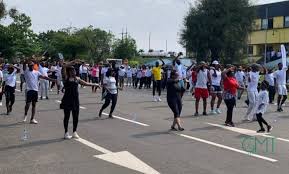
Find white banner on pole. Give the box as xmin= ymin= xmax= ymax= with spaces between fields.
xmin=281 ymin=45 xmax=287 ymax=68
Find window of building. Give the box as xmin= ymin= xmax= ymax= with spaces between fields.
xmin=261 ymin=19 xmax=268 ymax=29
xmin=248 ymin=46 xmax=253 ymax=55
xmin=268 ymin=18 xmax=273 ymax=29
xmin=285 ymin=16 xmax=289 ymax=27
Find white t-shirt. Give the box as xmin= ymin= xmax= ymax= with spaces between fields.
xmin=118 ymin=68 xmax=126 ymax=77
xmin=24 ymin=70 xmax=42 ymax=91
xmin=4 ymin=69 xmax=17 ymax=87
xmin=235 ymin=71 xmax=245 ymax=83
xmin=175 ymin=64 xmax=186 ymax=79
xmin=210 ymin=69 xmax=221 ymax=86
xmin=82 ymin=66 xmax=88 ymax=74
xmin=145 ymin=69 xmax=152 ymax=77
xmin=255 ymin=90 xmax=269 ymax=114
xmin=274 ymin=68 xmax=287 ymax=86
xmin=126 ymin=69 xmax=133 ymax=78
xmin=101 ymin=67 xmax=108 ymax=75
xmin=103 ymin=76 xmax=117 ymax=94
xmin=265 ymin=73 xmax=275 ymax=86
xmin=195 ymin=69 xmax=209 ymax=89
xmin=247 ymin=71 xmax=259 ymax=92
xmin=132 ymin=68 xmax=137 ymax=75
xmin=39 ymin=66 xmax=49 ymax=77
xmin=0 ymin=70 xmax=3 ymax=79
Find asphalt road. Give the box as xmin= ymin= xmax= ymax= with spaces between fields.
xmin=0 ymin=84 xmax=289 ymax=174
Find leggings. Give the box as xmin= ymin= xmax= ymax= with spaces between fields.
xmin=5 ymin=86 xmax=15 ymax=108
xmin=167 ymin=99 xmax=182 ymax=118
xmin=224 ymin=98 xmax=236 ymax=124
xmin=63 ymin=108 xmax=79 ymax=133
xmin=256 ymin=113 xmax=268 ymax=129
xmin=100 ymin=93 xmax=118 ymax=115
xmin=153 ymin=80 xmax=162 ymax=96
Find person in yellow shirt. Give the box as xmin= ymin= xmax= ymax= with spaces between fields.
xmin=152 ymin=58 xmax=165 ymax=102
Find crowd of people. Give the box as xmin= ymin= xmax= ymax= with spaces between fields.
xmin=0 ymin=54 xmax=287 ymax=139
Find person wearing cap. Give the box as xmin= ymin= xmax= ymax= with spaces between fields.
xmin=274 ymin=62 xmax=288 ymax=112
xmin=194 ymin=61 xmax=211 ymax=116
xmin=244 ymin=64 xmax=260 ymax=121
xmin=210 ymin=60 xmax=222 ymax=115
xmin=235 ymin=66 xmax=246 ymax=100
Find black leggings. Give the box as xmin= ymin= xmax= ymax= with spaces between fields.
xmin=167 ymin=99 xmax=182 ymax=118
xmin=224 ymin=98 xmax=236 ymax=124
xmin=63 ymin=108 xmax=79 ymax=133
xmin=153 ymin=80 xmax=162 ymax=96
xmin=256 ymin=113 xmax=268 ymax=129
xmin=100 ymin=93 xmax=118 ymax=115
xmin=5 ymin=86 xmax=15 ymax=108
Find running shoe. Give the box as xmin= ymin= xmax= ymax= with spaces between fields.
xmin=157 ymin=97 xmax=162 ymax=102
xmin=257 ymin=129 xmax=265 ymax=133
xmin=170 ymin=126 xmax=178 ymax=131
xmin=210 ymin=110 xmax=217 ymax=115
xmin=267 ymin=125 xmax=273 ymax=133
xmin=30 ymin=119 xmax=38 ymax=124
xmin=72 ymin=132 xmax=80 ymax=139
xmin=215 ymin=108 xmax=222 ymax=114
xmin=64 ymin=132 xmax=72 ymax=140
xmin=0 ymin=102 xmax=2 ymax=106
xmin=153 ymin=96 xmax=157 ymax=102
xmin=23 ymin=116 xmax=28 ymax=122
xmin=203 ymin=112 xmax=207 ymax=116
xmin=194 ymin=112 xmax=199 ymax=117
xmin=178 ymin=127 xmax=185 ymax=131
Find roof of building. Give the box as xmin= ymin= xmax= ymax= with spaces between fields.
xmin=256 ymin=1 xmax=289 ymax=18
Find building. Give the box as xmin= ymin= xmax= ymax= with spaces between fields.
xmin=248 ymin=1 xmax=289 ymax=62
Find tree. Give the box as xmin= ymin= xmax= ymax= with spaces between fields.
xmin=0 ymin=1 xmax=5 ymax=19
xmin=112 ymin=36 xmax=138 ymax=60
xmin=76 ymin=26 xmax=113 ymax=62
xmin=180 ymin=0 xmax=255 ymax=63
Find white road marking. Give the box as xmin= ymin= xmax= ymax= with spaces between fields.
xmin=75 ymin=138 xmax=112 ymax=154
xmin=95 ymin=151 xmax=160 ymax=174
xmin=16 ymin=81 xmax=20 ymax=84
xmin=207 ymin=123 xmax=289 ymax=143
xmin=15 ymin=89 xmax=21 ymax=92
xmin=79 ymin=106 xmax=87 ymax=110
xmin=102 ymin=113 xmax=150 ymax=127
xmin=175 ymin=133 xmax=278 ymax=163
xmin=75 ymin=138 xmax=160 ymax=174
xmin=55 ymin=100 xmax=61 ymax=103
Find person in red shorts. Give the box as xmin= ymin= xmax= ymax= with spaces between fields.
xmin=194 ymin=62 xmax=211 ymax=116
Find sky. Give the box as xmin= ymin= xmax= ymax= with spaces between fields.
xmin=1 ymin=0 xmax=286 ymax=53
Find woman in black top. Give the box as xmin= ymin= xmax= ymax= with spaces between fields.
xmin=166 ymin=70 xmax=185 ymax=131
xmin=61 ymin=63 xmax=99 ymax=140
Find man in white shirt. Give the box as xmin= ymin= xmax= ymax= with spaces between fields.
xmin=210 ymin=61 xmax=222 ymax=115
xmin=118 ymin=65 xmax=126 ymax=89
xmin=19 ymin=61 xmax=25 ymax=92
xmin=274 ymin=63 xmax=287 ymax=112
xmin=265 ymin=68 xmax=275 ymax=104
xmin=131 ymin=66 xmax=137 ymax=88
xmin=235 ymin=67 xmax=246 ymax=100
xmin=145 ymin=66 xmax=152 ymax=88
xmin=244 ymin=64 xmax=260 ymax=121
xmin=39 ymin=62 xmax=50 ymax=100
xmin=194 ymin=62 xmax=211 ymax=116
xmin=23 ymin=61 xmax=56 ymax=124
xmin=126 ymin=66 xmax=133 ymax=87
xmin=2 ymin=65 xmax=19 ymax=115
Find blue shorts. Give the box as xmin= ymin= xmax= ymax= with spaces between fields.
xmin=178 ymin=80 xmax=185 ymax=89
xmin=211 ymin=85 xmax=222 ymax=94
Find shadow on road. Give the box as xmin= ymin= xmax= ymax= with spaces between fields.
xmin=132 ymin=131 xmax=170 ymax=138
xmin=0 ymin=138 xmax=64 ymax=152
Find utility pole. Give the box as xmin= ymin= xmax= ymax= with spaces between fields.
xmin=120 ymin=28 xmax=128 ymax=41
xmin=149 ymin=32 xmax=151 ymax=51
xmin=264 ymin=7 xmax=268 ymax=65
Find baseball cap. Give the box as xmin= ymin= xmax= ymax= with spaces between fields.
xmin=212 ymin=60 xmax=219 ymax=65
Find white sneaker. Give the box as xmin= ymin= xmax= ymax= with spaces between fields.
xmin=153 ymin=96 xmax=157 ymax=102
xmin=210 ymin=110 xmax=217 ymax=115
xmin=215 ymin=108 xmax=222 ymax=114
xmin=30 ymin=119 xmax=38 ymax=124
xmin=157 ymin=97 xmax=162 ymax=102
xmin=72 ymin=132 xmax=80 ymax=139
xmin=64 ymin=132 xmax=72 ymax=139
xmin=0 ymin=102 xmax=2 ymax=106
xmin=23 ymin=116 xmax=27 ymax=122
